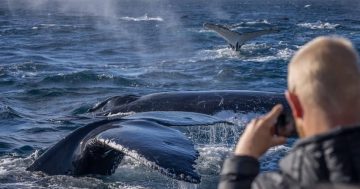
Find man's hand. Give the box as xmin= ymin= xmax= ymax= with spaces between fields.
xmin=234 ymin=104 xmax=287 ymax=159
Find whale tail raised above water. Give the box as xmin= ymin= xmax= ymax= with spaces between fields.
xmin=204 ymin=22 xmax=279 ymax=51
xmin=27 ymin=111 xmax=230 ymax=184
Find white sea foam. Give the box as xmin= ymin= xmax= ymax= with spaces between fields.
xmin=194 ymin=111 xmax=292 ymax=173
xmin=177 ymin=181 xmax=199 ymax=189
xmin=120 ymin=14 xmax=164 ymax=22
xmin=198 ymin=28 xmax=210 ymax=33
xmin=109 ymin=182 xmax=148 ymax=189
xmin=297 ymin=21 xmax=339 ymax=29
xmin=196 ymin=145 xmax=232 ymax=174
xmin=189 ymin=44 xmax=294 ymax=63
xmin=35 ymin=23 xmax=73 ymax=29
xmin=0 ymin=151 xmax=117 ymax=189
xmin=32 ymin=23 xmax=87 ymax=30
xmin=246 ymin=56 xmax=277 ymax=62
xmin=246 ymin=47 xmax=295 ymax=62
xmin=0 ymin=166 xmax=6 ymax=175
xmin=107 ymin=111 xmax=136 ymax=119
xmin=241 ymin=42 xmax=270 ymax=51
xmin=0 ymin=151 xmax=38 ymax=172
xmin=189 ymin=47 xmax=239 ymax=62
xmin=243 ymin=19 xmax=270 ymax=25
xmin=231 ymin=20 xmax=271 ymax=30
xmin=276 ymin=48 xmax=295 ymax=59
xmin=40 ymin=23 xmax=57 ymax=27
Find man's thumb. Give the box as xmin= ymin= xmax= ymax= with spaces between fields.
xmin=271 ymin=136 xmax=287 ymax=147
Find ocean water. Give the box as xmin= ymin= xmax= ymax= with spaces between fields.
xmin=0 ymin=0 xmax=359 ymax=188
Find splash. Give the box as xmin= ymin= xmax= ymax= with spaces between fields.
xmin=107 ymin=111 xmax=136 ymax=119
xmin=189 ymin=47 xmax=239 ymax=62
xmin=97 ymin=138 xmax=200 ymax=184
xmin=0 ymin=151 xmax=113 ymax=189
xmin=121 ymin=14 xmax=164 ymax=22
xmin=191 ymin=42 xmax=292 ymax=63
xmin=297 ymin=21 xmax=340 ymax=29
xmin=245 ymin=47 xmax=294 ymax=62
xmin=276 ymin=48 xmax=295 ymax=60
xmin=177 ymin=181 xmax=199 ymax=189
xmin=178 ymin=123 xmax=241 ymax=145
xmin=196 ymin=145 xmax=232 ymax=174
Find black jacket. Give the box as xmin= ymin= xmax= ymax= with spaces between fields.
xmin=218 ymin=126 xmax=360 ymax=189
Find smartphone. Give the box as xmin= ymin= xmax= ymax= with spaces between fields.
xmin=274 ymin=112 xmax=298 ymax=137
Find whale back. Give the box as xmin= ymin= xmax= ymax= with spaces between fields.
xmin=89 ymin=91 xmax=290 ymax=116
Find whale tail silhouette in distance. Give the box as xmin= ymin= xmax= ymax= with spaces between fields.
xmin=204 ymin=22 xmax=279 ymax=51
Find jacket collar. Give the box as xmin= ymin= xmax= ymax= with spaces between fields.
xmin=293 ymin=125 xmax=360 ymax=148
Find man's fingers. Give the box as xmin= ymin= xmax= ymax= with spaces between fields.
xmin=266 ymin=104 xmax=283 ymax=120
xmin=263 ymin=104 xmax=283 ymax=126
xmin=271 ymin=136 xmax=287 ymax=147
xmin=251 ymin=118 xmax=259 ymax=124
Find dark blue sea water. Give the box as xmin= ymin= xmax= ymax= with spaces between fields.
xmin=0 ymin=0 xmax=359 ymax=188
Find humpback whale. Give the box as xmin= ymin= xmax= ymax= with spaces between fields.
xmin=28 ymin=90 xmax=290 ymax=183
xmin=89 ymin=90 xmax=290 ymax=116
xmin=203 ymin=23 xmax=279 ymax=51
xmin=27 ymin=111 xmax=229 ymax=183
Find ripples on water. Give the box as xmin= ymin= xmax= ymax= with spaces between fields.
xmin=0 ymin=0 xmax=359 ymax=188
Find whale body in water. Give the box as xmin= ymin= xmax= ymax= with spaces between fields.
xmin=203 ymin=23 xmax=279 ymax=51
xmin=89 ymin=90 xmax=289 ymax=116
xmin=28 ymin=90 xmax=289 ymax=183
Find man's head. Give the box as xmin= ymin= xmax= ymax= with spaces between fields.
xmin=286 ymin=36 xmax=360 ymax=137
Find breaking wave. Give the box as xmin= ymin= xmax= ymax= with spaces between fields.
xmin=297 ymin=21 xmax=340 ymax=29
xmin=0 ymin=106 xmax=24 ymax=120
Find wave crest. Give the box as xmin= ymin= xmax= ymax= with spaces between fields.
xmin=40 ymin=71 xmax=142 ymax=87
xmin=120 ymin=14 xmax=164 ymax=22
xmin=0 ymin=106 xmax=24 ymax=119
xmin=297 ymin=21 xmax=340 ymax=29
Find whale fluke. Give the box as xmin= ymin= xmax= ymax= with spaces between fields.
xmin=203 ymin=23 xmax=279 ymax=51
xmin=95 ymin=120 xmax=200 ymax=182
xmin=27 ymin=111 xmax=230 ymax=183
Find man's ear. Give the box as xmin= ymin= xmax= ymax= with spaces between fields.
xmin=285 ymin=90 xmax=303 ymax=118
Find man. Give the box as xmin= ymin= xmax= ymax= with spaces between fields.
xmin=218 ymin=36 xmax=360 ymax=189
